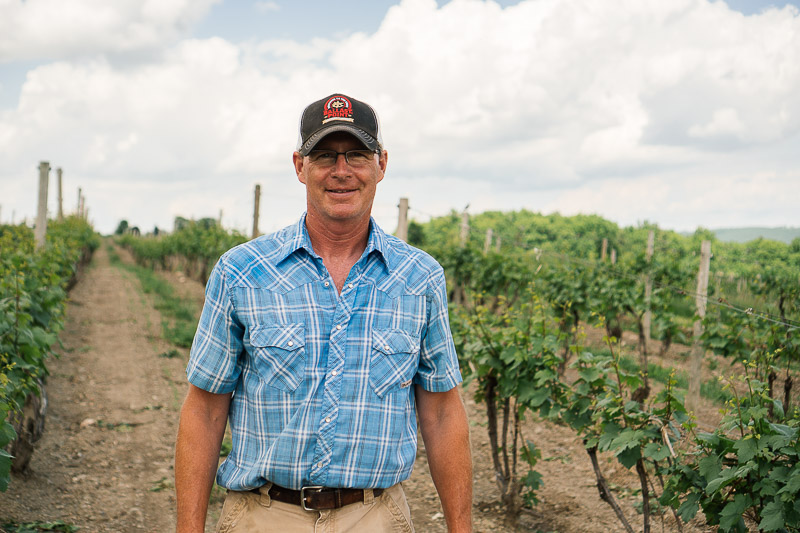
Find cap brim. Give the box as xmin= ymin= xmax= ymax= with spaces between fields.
xmin=298 ymin=124 xmax=380 ymax=155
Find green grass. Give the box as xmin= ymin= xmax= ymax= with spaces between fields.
xmin=1 ymin=521 xmax=79 ymax=532
xmin=220 ymin=432 xmax=233 ymax=457
xmin=107 ymin=243 xmax=199 ymax=348
xmin=700 ymin=377 xmax=734 ymax=405
xmin=617 ymin=353 xmax=690 ymax=389
xmin=595 ymin=349 xmax=733 ymax=405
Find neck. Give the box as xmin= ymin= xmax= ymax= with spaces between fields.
xmin=304 ymin=211 xmax=371 ymax=261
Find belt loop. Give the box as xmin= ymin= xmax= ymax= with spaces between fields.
xmin=258 ymin=481 xmax=273 ymax=508
xmin=362 ymin=488 xmax=374 ymax=505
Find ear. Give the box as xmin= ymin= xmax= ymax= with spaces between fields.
xmin=376 ymin=150 xmax=388 ymax=184
xmin=293 ymin=152 xmax=306 ymax=184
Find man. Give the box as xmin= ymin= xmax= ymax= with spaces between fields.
xmin=175 ymin=93 xmax=472 ymax=532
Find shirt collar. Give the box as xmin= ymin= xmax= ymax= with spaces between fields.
xmin=276 ymin=214 xmax=390 ymax=271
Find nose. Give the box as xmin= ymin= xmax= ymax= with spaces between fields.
xmin=332 ymin=152 xmax=350 ymax=173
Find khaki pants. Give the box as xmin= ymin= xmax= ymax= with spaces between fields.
xmin=215 ymin=483 xmax=414 ymax=533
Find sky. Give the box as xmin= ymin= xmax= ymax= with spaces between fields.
xmin=1 ymin=0 xmax=799 ymax=236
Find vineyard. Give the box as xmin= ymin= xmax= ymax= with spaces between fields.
xmin=1 ymin=217 xmax=99 ymax=491
xmin=112 ymin=210 xmax=800 ymax=532
xmin=1 ymin=209 xmax=799 ymax=532
xmin=421 ymin=211 xmax=800 ymax=532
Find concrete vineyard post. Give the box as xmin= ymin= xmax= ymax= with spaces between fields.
xmin=643 ymin=230 xmax=655 ymax=351
xmin=396 ymin=197 xmax=409 ymax=242
xmin=56 ymin=168 xmax=64 ymax=221
xmin=252 ymin=184 xmax=261 ymax=240
xmin=34 ymin=161 xmax=50 ymax=250
xmin=483 ymin=228 xmax=493 ymax=255
xmin=601 ymin=238 xmax=608 ymax=261
xmin=77 ymin=187 xmax=82 ymax=215
xmin=611 ymin=249 xmax=617 ymax=265
xmin=688 ymin=240 xmax=711 ymax=410
xmin=218 ymin=209 xmax=223 ymax=228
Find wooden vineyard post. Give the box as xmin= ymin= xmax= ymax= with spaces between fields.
xmin=56 ymin=168 xmax=64 ymax=221
xmin=610 ymin=248 xmax=617 ymax=265
xmin=601 ymin=238 xmax=608 ymax=261
xmin=454 ymin=210 xmax=469 ymax=306
xmin=77 ymin=187 xmax=82 ymax=215
xmin=483 ymin=228 xmax=493 ymax=255
xmin=459 ymin=210 xmax=469 ymax=246
xmin=688 ymin=240 xmax=712 ymax=410
xmin=396 ymin=197 xmax=409 ymax=242
xmin=252 ymin=184 xmax=261 ymax=239
xmin=79 ymin=194 xmax=85 ymax=219
xmin=34 ymin=161 xmax=50 ymax=250
xmin=643 ymin=230 xmax=655 ymax=353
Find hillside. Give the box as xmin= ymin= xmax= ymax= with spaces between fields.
xmin=711 ymin=226 xmax=800 ymax=244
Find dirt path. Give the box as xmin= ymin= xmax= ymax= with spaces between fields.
xmin=2 ymin=243 xmax=712 ymax=532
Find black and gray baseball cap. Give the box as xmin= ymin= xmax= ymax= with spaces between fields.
xmin=296 ymin=93 xmax=384 ymax=156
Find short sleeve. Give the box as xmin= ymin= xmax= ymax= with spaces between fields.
xmin=414 ymin=266 xmax=462 ymax=392
xmin=186 ymin=256 xmax=244 ymax=393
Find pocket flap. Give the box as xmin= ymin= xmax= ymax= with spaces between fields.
xmin=372 ymin=329 xmax=419 ymax=355
xmin=250 ymin=324 xmax=305 ymax=351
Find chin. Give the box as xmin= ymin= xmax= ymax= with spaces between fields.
xmin=324 ymin=208 xmax=367 ymax=222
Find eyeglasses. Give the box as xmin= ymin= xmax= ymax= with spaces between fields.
xmin=307 ymin=149 xmax=377 ymax=168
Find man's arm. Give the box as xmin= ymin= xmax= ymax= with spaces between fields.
xmin=416 ymin=385 xmax=473 ymax=533
xmin=175 ymin=384 xmax=232 ymax=533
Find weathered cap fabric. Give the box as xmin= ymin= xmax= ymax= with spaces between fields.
xmin=296 ymin=93 xmax=384 ymax=155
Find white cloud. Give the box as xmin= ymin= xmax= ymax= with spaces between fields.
xmin=0 ymin=0 xmax=220 ymax=62
xmin=688 ymin=108 xmax=746 ymax=139
xmin=1 ymin=0 xmax=799 ymax=234
xmin=254 ymin=1 xmax=280 ymax=13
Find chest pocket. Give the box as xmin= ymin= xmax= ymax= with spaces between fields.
xmin=369 ymin=329 xmax=420 ymax=398
xmin=249 ymin=324 xmax=306 ymax=392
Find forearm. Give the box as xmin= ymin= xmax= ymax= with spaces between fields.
xmin=175 ymin=386 xmax=230 ymax=533
xmin=418 ymin=387 xmax=473 ymax=533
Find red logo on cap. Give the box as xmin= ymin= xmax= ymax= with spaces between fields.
xmin=322 ymin=96 xmax=354 ymax=123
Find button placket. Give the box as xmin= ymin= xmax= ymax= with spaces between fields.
xmin=310 ymin=292 xmax=353 ymax=485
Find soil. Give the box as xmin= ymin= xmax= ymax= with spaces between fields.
xmin=1 ymin=243 xmax=722 ymax=532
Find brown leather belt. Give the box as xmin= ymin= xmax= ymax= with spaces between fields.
xmin=251 ymin=484 xmax=384 ymax=510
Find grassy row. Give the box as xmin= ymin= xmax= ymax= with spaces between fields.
xmin=106 ymin=244 xmax=199 ymax=348
xmin=611 ymin=350 xmax=734 ymax=405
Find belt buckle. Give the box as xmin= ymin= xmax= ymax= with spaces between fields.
xmin=300 ymin=485 xmax=325 ymax=511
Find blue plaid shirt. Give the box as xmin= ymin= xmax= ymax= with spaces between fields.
xmin=187 ymin=215 xmax=461 ymax=491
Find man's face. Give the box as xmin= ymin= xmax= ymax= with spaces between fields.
xmin=294 ymin=132 xmax=387 ymax=226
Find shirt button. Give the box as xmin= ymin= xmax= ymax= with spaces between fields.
xmin=288 ymin=341 xmax=294 ymax=347
xmin=324 ymin=281 xmax=330 ymax=287
xmin=348 ymin=283 xmax=353 ymax=289
xmin=318 ymin=462 xmax=324 ymax=468
xmin=336 ymin=325 xmax=342 ymax=330
xmin=325 ymin=417 xmax=331 ymax=423
xmin=384 ymin=344 xmax=390 ymax=350
xmin=331 ymin=370 xmax=338 ymax=376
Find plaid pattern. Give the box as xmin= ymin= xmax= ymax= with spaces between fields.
xmin=187 ymin=215 xmax=461 ymax=491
